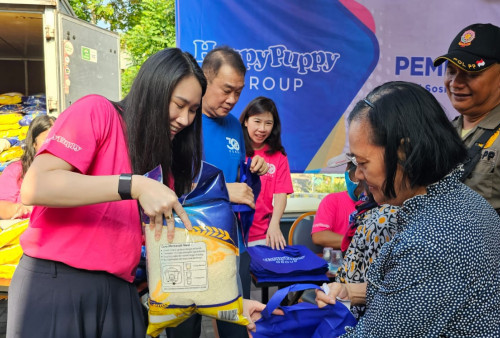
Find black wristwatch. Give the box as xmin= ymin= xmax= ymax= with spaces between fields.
xmin=118 ymin=174 xmax=133 ymax=200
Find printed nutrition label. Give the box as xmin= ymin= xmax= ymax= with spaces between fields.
xmin=159 ymin=242 xmax=208 ymax=292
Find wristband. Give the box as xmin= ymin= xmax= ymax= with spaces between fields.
xmin=118 ymin=174 xmax=133 ymax=200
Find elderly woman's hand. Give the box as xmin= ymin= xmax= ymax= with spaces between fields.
xmin=315 ymin=282 xmax=367 ymax=307
xmin=315 ymin=283 xmax=345 ymax=307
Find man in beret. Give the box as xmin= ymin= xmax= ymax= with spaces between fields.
xmin=434 ymin=23 xmax=500 ymax=215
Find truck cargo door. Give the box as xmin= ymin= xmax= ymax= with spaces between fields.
xmin=59 ymin=13 xmax=120 ymax=109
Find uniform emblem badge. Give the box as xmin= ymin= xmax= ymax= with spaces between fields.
xmin=458 ymin=29 xmax=475 ymax=47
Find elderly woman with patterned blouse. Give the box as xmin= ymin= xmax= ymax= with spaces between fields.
xmin=336 ymin=199 xmax=399 ymax=320
xmin=311 ymin=81 xmax=500 ymax=336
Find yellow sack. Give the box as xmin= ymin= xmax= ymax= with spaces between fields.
xmin=0 ymin=123 xmax=21 ymax=131
xmin=0 ymin=93 xmax=22 ymax=105
xmin=142 ymin=163 xmax=248 ymax=337
xmin=0 ymin=244 xmax=23 ymax=265
xmin=5 ymin=236 xmax=20 ymax=246
xmin=0 ymin=113 xmax=23 ymax=126
xmin=0 ymin=146 xmax=23 ymax=162
xmin=0 ymin=219 xmax=29 ymax=248
xmin=0 ymin=264 xmax=17 ymax=279
xmin=0 ymin=126 xmax=28 ymax=139
xmin=145 ymin=227 xmax=248 ymax=337
xmin=17 ymin=126 xmax=29 ymax=140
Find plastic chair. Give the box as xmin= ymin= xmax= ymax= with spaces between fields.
xmin=287 ymin=211 xmax=323 ymax=254
xmin=286 ymin=211 xmax=326 ymax=305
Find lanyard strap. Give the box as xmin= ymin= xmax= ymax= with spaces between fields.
xmin=461 ymin=122 xmax=500 ymax=182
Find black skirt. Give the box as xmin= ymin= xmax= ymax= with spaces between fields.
xmin=7 ymin=255 xmax=146 ymax=338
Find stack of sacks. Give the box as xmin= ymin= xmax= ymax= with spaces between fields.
xmin=0 ymin=92 xmax=26 ymax=140
xmin=19 ymin=94 xmax=47 ymax=126
xmin=247 ymin=245 xmax=329 ymax=283
xmin=0 ymin=219 xmax=28 ymax=279
xmin=0 ymin=136 xmax=23 ymax=173
xmin=0 ymin=93 xmax=47 ymax=174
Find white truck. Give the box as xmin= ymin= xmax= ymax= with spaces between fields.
xmin=0 ymin=0 xmax=121 ymax=116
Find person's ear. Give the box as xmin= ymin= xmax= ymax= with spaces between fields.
xmin=397 ymin=138 xmax=410 ymax=164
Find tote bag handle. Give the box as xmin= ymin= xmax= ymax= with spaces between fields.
xmin=262 ymin=283 xmax=321 ymax=318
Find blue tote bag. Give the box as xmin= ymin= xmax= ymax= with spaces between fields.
xmin=248 ymin=245 xmax=329 ymax=283
xmin=253 ymin=284 xmax=357 ymax=338
xmin=232 ymin=160 xmax=261 ymax=244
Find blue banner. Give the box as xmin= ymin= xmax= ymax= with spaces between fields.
xmin=176 ymin=0 xmax=379 ymax=173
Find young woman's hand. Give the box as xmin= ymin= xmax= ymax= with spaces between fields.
xmin=11 ymin=203 xmax=33 ymax=219
xmin=132 ymin=175 xmax=192 ymax=242
xmin=266 ymin=224 xmax=286 ymax=250
xmin=249 ymin=156 xmax=269 ymax=176
xmin=243 ymin=299 xmax=284 ymax=337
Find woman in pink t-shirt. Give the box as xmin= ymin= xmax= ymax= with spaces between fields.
xmin=0 ymin=115 xmax=55 ymax=219
xmin=239 ymin=96 xmax=294 ymax=250
xmin=7 ymin=48 xmax=207 ymax=337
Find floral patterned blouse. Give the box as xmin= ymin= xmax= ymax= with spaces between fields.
xmin=336 ymin=204 xmax=399 ymax=319
xmin=343 ymin=170 xmax=500 ymax=337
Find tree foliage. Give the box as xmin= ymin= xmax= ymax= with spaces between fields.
xmin=69 ymin=0 xmax=176 ymax=95
xmin=121 ymin=0 xmax=175 ymax=94
xmin=68 ymin=0 xmax=142 ymax=31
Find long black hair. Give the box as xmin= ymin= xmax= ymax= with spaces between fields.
xmin=239 ymin=96 xmax=286 ymax=157
xmin=114 ymin=48 xmax=207 ymax=196
xmin=347 ymin=81 xmax=466 ymax=199
xmin=20 ymin=115 xmax=55 ymax=182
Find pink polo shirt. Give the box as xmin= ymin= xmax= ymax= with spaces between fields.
xmin=20 ymin=95 xmax=142 ymax=282
xmin=248 ymin=145 xmax=294 ymax=242
xmin=311 ymin=191 xmax=356 ymax=235
xmin=0 ymin=160 xmax=22 ymax=203
xmin=0 ymin=160 xmax=32 ymax=218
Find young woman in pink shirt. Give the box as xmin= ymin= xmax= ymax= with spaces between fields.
xmin=239 ymin=96 xmax=294 ymax=250
xmin=7 ymin=48 xmax=207 ymax=337
xmin=0 ymin=115 xmax=55 ymax=219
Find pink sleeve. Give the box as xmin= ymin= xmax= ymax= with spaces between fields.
xmin=0 ymin=161 xmax=22 ymax=203
xmin=274 ymin=154 xmax=293 ymax=194
xmin=38 ymin=95 xmax=114 ymax=174
xmin=311 ymin=193 xmax=337 ymax=234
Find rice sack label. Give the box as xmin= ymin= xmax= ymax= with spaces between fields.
xmin=142 ymin=163 xmax=249 ymax=336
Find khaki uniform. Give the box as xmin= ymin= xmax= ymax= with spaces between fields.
xmin=453 ymin=104 xmax=500 ymax=213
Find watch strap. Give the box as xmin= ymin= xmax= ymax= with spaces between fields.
xmin=118 ymin=174 xmax=133 ymax=200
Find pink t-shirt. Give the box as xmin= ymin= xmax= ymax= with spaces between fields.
xmin=0 ymin=160 xmax=22 ymax=203
xmin=311 ymin=191 xmax=356 ymax=235
xmin=20 ymin=95 xmax=142 ymax=282
xmin=248 ymin=145 xmax=294 ymax=242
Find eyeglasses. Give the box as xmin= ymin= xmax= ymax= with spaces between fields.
xmin=345 ymin=153 xmax=358 ymax=166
